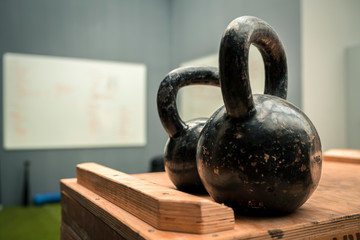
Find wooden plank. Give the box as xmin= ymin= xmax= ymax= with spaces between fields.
xmin=324 ymin=149 xmax=360 ymax=164
xmin=75 ymin=162 xmax=234 ymax=234
xmin=62 ymin=178 xmax=239 ymax=240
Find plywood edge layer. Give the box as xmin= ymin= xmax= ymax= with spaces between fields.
xmin=75 ymin=162 xmax=234 ymax=234
xmin=324 ymin=149 xmax=360 ymax=164
xmin=235 ymin=213 xmax=360 ymax=240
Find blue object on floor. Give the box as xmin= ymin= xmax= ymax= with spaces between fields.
xmin=33 ymin=192 xmax=61 ymax=206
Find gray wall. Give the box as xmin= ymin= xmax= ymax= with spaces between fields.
xmin=0 ymin=0 xmax=170 ymax=206
xmin=0 ymin=0 xmax=301 ymax=206
xmin=171 ymin=0 xmax=302 ymax=106
xmin=346 ymin=45 xmax=360 ymax=149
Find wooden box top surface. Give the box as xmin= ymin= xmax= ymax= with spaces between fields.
xmin=61 ymin=149 xmax=360 ymax=239
xmin=132 ymin=160 xmax=360 ymax=239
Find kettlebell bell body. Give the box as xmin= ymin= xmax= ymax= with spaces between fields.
xmin=157 ymin=66 xmax=219 ymax=192
xmin=196 ymin=16 xmax=322 ymax=213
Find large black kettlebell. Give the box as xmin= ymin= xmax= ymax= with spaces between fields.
xmin=196 ymin=16 xmax=322 ymax=213
xmin=157 ymin=66 xmax=220 ymax=192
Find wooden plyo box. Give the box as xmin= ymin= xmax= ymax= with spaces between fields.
xmin=61 ymin=149 xmax=360 ymax=240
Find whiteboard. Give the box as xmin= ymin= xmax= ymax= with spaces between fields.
xmin=179 ymin=45 xmax=264 ymax=122
xmin=3 ymin=53 xmax=146 ymax=150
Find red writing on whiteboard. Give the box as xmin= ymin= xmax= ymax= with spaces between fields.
xmin=15 ymin=65 xmax=43 ymax=98
xmin=119 ymin=107 xmax=135 ymax=141
xmin=87 ymin=103 xmax=101 ymax=134
xmin=11 ymin=111 xmax=27 ymax=137
xmin=55 ymin=83 xmax=74 ymax=96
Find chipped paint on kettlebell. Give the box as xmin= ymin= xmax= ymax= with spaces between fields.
xmin=197 ymin=95 xmax=322 ymax=213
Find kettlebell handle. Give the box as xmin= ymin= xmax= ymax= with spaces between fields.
xmin=157 ymin=66 xmax=220 ymax=138
xmin=219 ymin=16 xmax=288 ymax=118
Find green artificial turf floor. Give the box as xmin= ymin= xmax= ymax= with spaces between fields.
xmin=0 ymin=203 xmax=61 ymax=240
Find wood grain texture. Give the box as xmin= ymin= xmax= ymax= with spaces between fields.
xmin=134 ymin=161 xmax=360 ymax=239
xmin=61 ymin=191 xmax=124 ymax=240
xmin=313 ymin=230 xmax=360 ymax=240
xmin=61 ymin=160 xmax=360 ymax=239
xmin=61 ymin=222 xmax=81 ymax=240
xmin=75 ymin=162 xmax=234 ymax=234
xmin=61 ymin=179 xmax=149 ymax=240
xmin=324 ymin=149 xmax=360 ymax=164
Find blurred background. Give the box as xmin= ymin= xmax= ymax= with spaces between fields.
xmin=0 ymin=1 xmax=359 ymax=235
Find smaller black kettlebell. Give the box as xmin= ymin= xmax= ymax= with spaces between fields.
xmin=157 ymin=66 xmax=220 ymax=192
